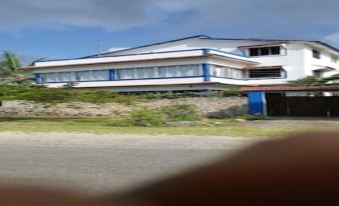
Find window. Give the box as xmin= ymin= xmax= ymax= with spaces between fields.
xmin=313 ymin=70 xmax=323 ymax=78
xmin=331 ymin=55 xmax=337 ymax=63
xmin=248 ymin=68 xmax=283 ymax=78
xmin=158 ymin=65 xmax=201 ymax=78
xmin=41 ymin=70 xmax=109 ymax=83
xmin=213 ymin=66 xmax=244 ymax=79
xmin=270 ymin=47 xmax=281 ymax=55
xmin=118 ymin=65 xmax=202 ymax=80
xmin=249 ymin=48 xmax=259 ymax=56
xmin=77 ymin=70 xmax=109 ymax=81
xmin=313 ymin=49 xmax=320 ymax=59
xmin=249 ymin=46 xmax=281 ymax=57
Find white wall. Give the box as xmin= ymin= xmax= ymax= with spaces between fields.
xmin=303 ymin=44 xmax=339 ymax=77
xmin=105 ymin=38 xmax=332 ymax=82
xmin=44 ymin=77 xmax=205 ymax=88
xmin=246 ymin=43 xmax=306 ymax=81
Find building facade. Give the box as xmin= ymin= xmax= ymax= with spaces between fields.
xmin=26 ymin=35 xmax=339 ymax=92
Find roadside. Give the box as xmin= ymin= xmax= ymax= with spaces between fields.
xmin=0 ymin=117 xmax=338 ymax=137
xmin=0 ymin=132 xmax=257 ymax=194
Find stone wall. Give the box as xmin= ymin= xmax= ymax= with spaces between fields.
xmin=0 ymin=97 xmax=248 ymax=118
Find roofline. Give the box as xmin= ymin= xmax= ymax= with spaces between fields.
xmin=88 ymin=36 xmax=339 ymax=58
xmin=21 ymin=50 xmax=258 ymax=70
xmin=33 ymin=35 xmax=339 ymax=64
xmin=24 ymin=48 xmax=258 ymax=70
xmin=208 ymin=37 xmax=339 ymax=53
xmin=79 ymin=35 xmax=212 ymax=59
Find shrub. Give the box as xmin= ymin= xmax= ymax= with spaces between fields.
xmin=289 ymin=76 xmax=327 ymax=86
xmin=242 ymin=115 xmax=266 ymax=121
xmin=0 ymin=85 xmax=141 ymax=104
xmin=222 ymin=87 xmax=242 ymax=97
xmin=160 ymin=104 xmax=201 ymax=122
xmin=129 ymin=108 xmax=165 ymax=127
xmin=109 ymin=119 xmax=133 ymax=127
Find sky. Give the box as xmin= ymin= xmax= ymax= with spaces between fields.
xmin=1 ymin=0 xmax=339 ymax=63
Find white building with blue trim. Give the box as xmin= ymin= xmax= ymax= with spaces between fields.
xmin=26 ymin=35 xmax=339 ymax=92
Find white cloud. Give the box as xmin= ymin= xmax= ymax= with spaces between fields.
xmin=0 ymin=0 xmax=195 ymax=31
xmin=1 ymin=0 xmax=339 ymax=45
xmin=323 ymin=33 xmax=339 ymax=45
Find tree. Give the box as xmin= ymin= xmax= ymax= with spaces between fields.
xmin=289 ymin=75 xmax=339 ymax=87
xmin=0 ymin=51 xmax=32 ymax=85
xmin=0 ymin=51 xmax=21 ymax=76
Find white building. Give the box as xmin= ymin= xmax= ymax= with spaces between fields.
xmin=26 ymin=35 xmax=339 ymax=92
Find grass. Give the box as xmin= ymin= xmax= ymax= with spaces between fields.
xmin=0 ymin=117 xmax=307 ymax=137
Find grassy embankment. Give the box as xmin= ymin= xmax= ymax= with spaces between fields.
xmin=0 ymin=117 xmax=313 ymax=137
xmin=0 ymin=85 xmax=334 ymax=137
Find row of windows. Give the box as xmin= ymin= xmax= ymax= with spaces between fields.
xmin=212 ymin=65 xmax=284 ymax=79
xmin=118 ymin=65 xmax=202 ymax=80
xmin=40 ymin=65 xmax=202 ymax=83
xmin=248 ymin=68 xmax=283 ymax=78
xmin=248 ymin=46 xmax=338 ymax=65
xmin=212 ymin=66 xmax=243 ymax=79
xmin=249 ymin=46 xmax=281 ymax=57
xmin=41 ymin=70 xmax=109 ymax=83
xmin=39 ymin=65 xmax=285 ymax=84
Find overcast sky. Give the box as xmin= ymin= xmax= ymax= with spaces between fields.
xmin=1 ymin=0 xmax=339 ymax=61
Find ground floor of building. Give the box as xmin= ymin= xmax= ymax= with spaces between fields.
xmin=243 ymin=86 xmax=339 ymax=117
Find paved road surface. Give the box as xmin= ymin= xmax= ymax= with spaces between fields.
xmin=0 ymin=132 xmax=258 ymax=195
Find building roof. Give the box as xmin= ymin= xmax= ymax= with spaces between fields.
xmin=33 ymin=35 xmax=339 ymax=64
xmin=240 ymin=85 xmax=339 ymax=92
xmin=22 ymin=48 xmax=257 ymax=70
xmin=82 ymin=35 xmax=339 ymax=59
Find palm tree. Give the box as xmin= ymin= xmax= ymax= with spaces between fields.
xmin=0 ymin=51 xmax=21 ymax=77
xmin=0 ymin=51 xmax=33 ymax=85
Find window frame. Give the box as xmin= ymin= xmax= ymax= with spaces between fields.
xmin=331 ymin=55 xmax=337 ymax=63
xmin=312 ymin=49 xmax=321 ymax=59
xmin=247 ymin=68 xmax=284 ymax=79
xmin=248 ymin=46 xmax=281 ymax=57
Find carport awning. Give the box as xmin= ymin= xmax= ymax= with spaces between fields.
xmin=240 ymin=85 xmax=339 ymax=92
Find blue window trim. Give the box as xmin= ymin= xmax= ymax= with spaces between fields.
xmin=202 ymin=63 xmax=211 ymax=82
xmin=34 ymin=73 xmax=41 ymax=84
xmin=109 ymin=69 xmax=116 ymax=81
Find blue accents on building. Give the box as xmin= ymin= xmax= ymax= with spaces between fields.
xmin=202 ymin=63 xmax=211 ymax=82
xmin=109 ymin=69 xmax=117 ymax=81
xmin=247 ymin=91 xmax=265 ymax=115
xmin=34 ymin=73 xmax=41 ymax=84
xmin=203 ymin=49 xmax=210 ymax=56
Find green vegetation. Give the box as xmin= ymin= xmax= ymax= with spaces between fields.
xmin=160 ymin=104 xmax=201 ymax=122
xmin=242 ymin=115 xmax=266 ymax=121
xmin=289 ymin=75 xmax=339 ymax=86
xmin=0 ymin=85 xmax=141 ymax=104
xmin=140 ymin=87 xmax=242 ymax=99
xmin=0 ymin=117 xmax=299 ymax=137
xmin=0 ymin=51 xmax=31 ymax=85
xmin=129 ymin=108 xmax=166 ymax=127
xmin=110 ymin=105 xmax=201 ymax=127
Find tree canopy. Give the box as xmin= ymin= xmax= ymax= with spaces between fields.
xmin=0 ymin=51 xmax=31 ymax=84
